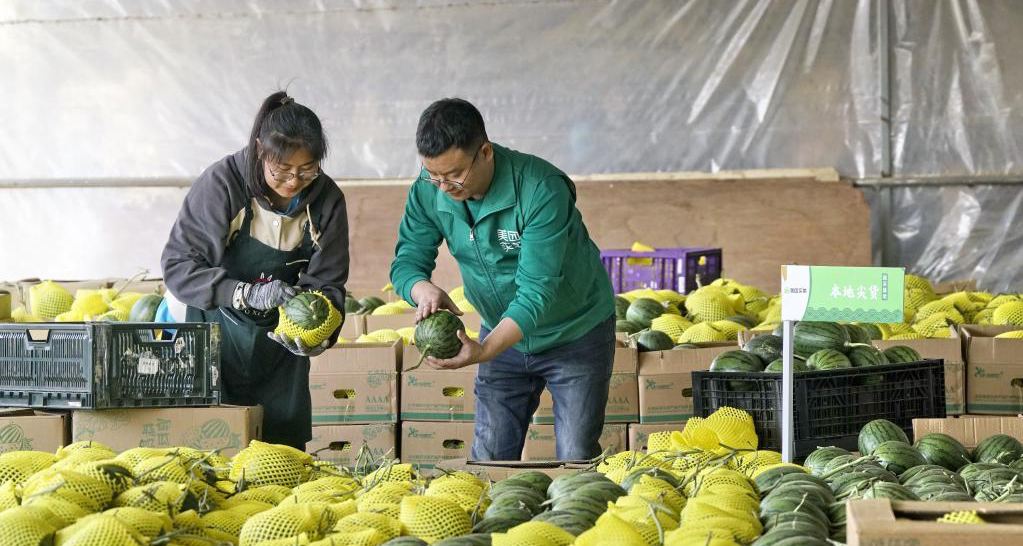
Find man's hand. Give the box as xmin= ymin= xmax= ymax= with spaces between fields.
xmin=268 ymin=332 xmax=329 ymax=357
xmin=241 ymin=280 xmax=298 ymax=311
xmin=410 ymin=280 xmax=464 ymax=323
xmin=426 ymin=330 xmax=483 ymax=370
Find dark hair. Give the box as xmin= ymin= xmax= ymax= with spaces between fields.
xmin=416 ymin=98 xmax=488 ymax=158
xmin=246 ymin=91 xmax=328 ymax=199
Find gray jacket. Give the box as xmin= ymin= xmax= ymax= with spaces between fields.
xmin=161 ymin=149 xmax=349 ymax=312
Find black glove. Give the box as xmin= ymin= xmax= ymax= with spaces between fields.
xmin=238 ymin=280 xmax=298 ymax=311
xmin=267 ymin=332 xmax=329 ymax=357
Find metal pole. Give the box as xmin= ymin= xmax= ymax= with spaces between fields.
xmin=781 ymin=319 xmax=795 ymax=462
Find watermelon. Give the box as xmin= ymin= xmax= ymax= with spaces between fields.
xmin=914 ymin=433 xmax=972 ymax=471
xmin=128 ymin=294 xmax=163 ymax=322
xmin=764 ymin=358 xmax=809 ymax=373
xmin=858 ymin=419 xmax=910 ymax=456
xmin=625 ymin=298 xmax=664 ymax=329
xmin=744 ymin=334 xmax=783 ymax=363
xmin=861 ymin=481 xmax=920 ymax=501
xmin=357 ymin=296 xmax=385 ymax=314
xmin=804 ymin=446 xmax=851 ymax=476
xmin=503 ymin=471 xmax=553 ymax=493
xmin=882 ymin=345 xmax=922 ymax=364
xmin=873 ymin=441 xmax=927 ymax=475
xmin=614 ymin=296 xmax=630 ymax=320
xmin=616 ymin=320 xmax=642 ymax=335
xmin=381 ymin=538 xmax=429 ymax=546
xmin=972 ymin=434 xmax=1023 ymax=464
xmin=433 ymin=535 xmax=492 ymax=546
xmin=725 ymin=315 xmax=757 ymax=328
xmin=343 ymin=294 xmax=361 ymax=314
xmin=806 ymin=349 xmax=851 ymax=370
xmin=754 ymin=466 xmax=809 ymax=493
xmin=410 ymin=310 xmax=465 ymax=369
xmin=858 ymin=323 xmax=885 ymax=340
xmin=710 ymin=350 xmax=765 ymax=390
xmin=846 ymin=345 xmax=888 ymax=367
xmin=793 ymin=322 xmax=850 ymax=358
xmin=842 ymin=323 xmax=872 ymax=344
xmin=634 ymin=330 xmax=674 ymax=353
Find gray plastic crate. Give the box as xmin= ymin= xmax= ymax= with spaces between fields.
xmin=0 ymin=322 xmax=220 ymax=408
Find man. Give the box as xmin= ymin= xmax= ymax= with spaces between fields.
xmin=390 ymin=98 xmax=615 ymax=461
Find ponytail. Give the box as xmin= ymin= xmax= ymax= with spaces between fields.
xmin=245 ymin=91 xmax=328 ymax=199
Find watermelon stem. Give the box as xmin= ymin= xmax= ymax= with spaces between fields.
xmin=640 ymin=497 xmax=665 ymax=544
xmin=405 ymin=344 xmax=433 ymax=372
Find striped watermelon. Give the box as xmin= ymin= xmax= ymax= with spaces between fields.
xmin=804 ymin=446 xmax=851 ymax=476
xmin=634 ymin=330 xmax=674 ymax=352
xmin=744 ymin=334 xmax=783 ymax=363
xmin=806 ymin=349 xmax=851 ymax=371
xmin=764 ymin=358 xmax=809 ymax=373
xmin=873 ymin=441 xmax=928 ymax=475
xmin=793 ymin=322 xmax=850 ymax=358
xmin=972 ymin=434 xmax=1023 ymax=464
xmin=842 ymin=323 xmax=872 ymax=344
xmin=858 ymin=419 xmax=910 ymax=456
xmin=711 ymin=350 xmax=765 ymax=390
xmin=625 ymin=298 xmax=664 ymax=329
xmin=914 ymin=433 xmax=972 ymax=471
xmin=614 ymin=296 xmax=630 ymax=320
xmin=846 ymin=345 xmax=888 ymax=367
xmin=883 ymin=345 xmax=922 ymax=364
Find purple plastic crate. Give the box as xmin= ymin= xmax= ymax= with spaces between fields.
xmin=600 ymin=247 xmax=722 ymax=294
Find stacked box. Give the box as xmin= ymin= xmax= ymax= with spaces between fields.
xmin=401 ymin=345 xmax=476 ymax=421
xmin=638 ymin=342 xmax=736 ymax=422
xmin=960 ymin=325 xmax=1023 ymax=415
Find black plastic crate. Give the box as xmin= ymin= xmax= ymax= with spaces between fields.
xmin=692 ymin=359 xmax=946 ymax=459
xmin=0 ymin=322 xmax=220 ymax=409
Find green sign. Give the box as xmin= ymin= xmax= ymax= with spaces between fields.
xmin=781 ymin=265 xmax=905 ymax=323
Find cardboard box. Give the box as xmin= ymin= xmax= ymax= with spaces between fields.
xmin=71 ymin=405 xmax=262 ymax=457
xmin=400 ymin=421 xmax=474 ymax=469
xmin=0 ymin=410 xmax=68 ymax=453
xmin=363 ymin=311 xmax=482 ymax=335
xmin=400 ymin=368 xmax=476 ymax=422
xmin=847 ymin=499 xmax=1023 ymax=546
xmin=309 ymin=372 xmax=398 ymax=424
xmin=532 ymin=345 xmax=639 ymax=423
xmin=638 ymin=343 xmax=736 ymax=422
xmin=913 ymin=415 xmax=1023 ymax=448
xmin=932 ymin=279 xmax=978 ymax=295
xmin=875 ymin=332 xmax=965 ymax=415
xmin=311 ymin=341 xmax=402 ymax=374
xmin=520 ymin=423 xmax=628 ymax=461
xmin=960 ymin=325 xmax=1023 ymax=414
xmin=628 ymin=422 xmax=686 ymax=451
xmin=307 ymin=423 xmax=396 ymax=466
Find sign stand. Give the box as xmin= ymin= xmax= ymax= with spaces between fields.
xmin=780 ymin=265 xmax=905 ymax=462
xmin=781 ymin=320 xmax=795 ymax=463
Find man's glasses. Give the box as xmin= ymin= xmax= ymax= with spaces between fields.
xmin=267 ymin=163 xmax=320 ymax=183
xmin=417 ymin=144 xmax=483 ymax=190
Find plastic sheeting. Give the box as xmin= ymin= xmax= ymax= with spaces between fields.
xmin=863 ymin=183 xmax=1023 ymax=293
xmin=892 ymin=0 xmax=1023 ymax=176
xmin=0 ymin=0 xmax=883 ymax=179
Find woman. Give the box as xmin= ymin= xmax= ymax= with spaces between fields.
xmin=162 ymin=91 xmax=349 ymax=450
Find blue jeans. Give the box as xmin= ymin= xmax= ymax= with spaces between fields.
xmin=472 ymin=315 xmax=615 ymax=461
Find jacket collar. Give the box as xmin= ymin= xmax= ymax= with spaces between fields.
xmin=435 ymin=143 xmax=517 ymax=224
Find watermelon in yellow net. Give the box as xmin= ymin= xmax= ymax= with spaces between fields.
xmin=937 ymin=510 xmax=985 ymax=524
xmin=676 ymin=323 xmax=727 ymax=344
xmin=398 ymin=495 xmax=472 ymax=543
xmin=238 ymin=502 xmax=336 ymax=545
xmin=993 ymin=301 xmax=1023 ymax=326
xmin=995 ymin=330 xmax=1023 ymax=339
xmin=331 ymin=511 xmax=402 ymax=539
xmin=29 ymin=280 xmax=73 ymax=319
xmin=0 ymin=506 xmax=60 ymax=546
xmin=275 ymin=291 xmax=343 ymax=347
xmin=684 ymin=291 xmax=734 ymax=323
xmin=71 ymin=293 xmax=110 ymax=317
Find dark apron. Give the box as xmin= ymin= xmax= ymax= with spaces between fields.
xmin=186 ymin=197 xmax=320 ymax=450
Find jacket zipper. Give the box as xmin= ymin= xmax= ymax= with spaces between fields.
xmin=469 ymin=225 xmax=505 ymax=329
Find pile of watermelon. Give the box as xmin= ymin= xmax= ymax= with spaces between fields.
xmin=708 ymin=321 xmax=924 ymax=385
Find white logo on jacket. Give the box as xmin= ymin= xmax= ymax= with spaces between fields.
xmin=497 ymin=229 xmax=521 ymax=252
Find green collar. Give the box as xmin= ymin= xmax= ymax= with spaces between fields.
xmin=435 ymin=143 xmax=516 ymax=224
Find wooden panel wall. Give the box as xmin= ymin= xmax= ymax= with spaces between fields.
xmin=342 ymin=176 xmax=871 ymax=297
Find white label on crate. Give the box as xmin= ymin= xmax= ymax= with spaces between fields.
xmin=137 ymin=357 xmax=160 ymax=375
